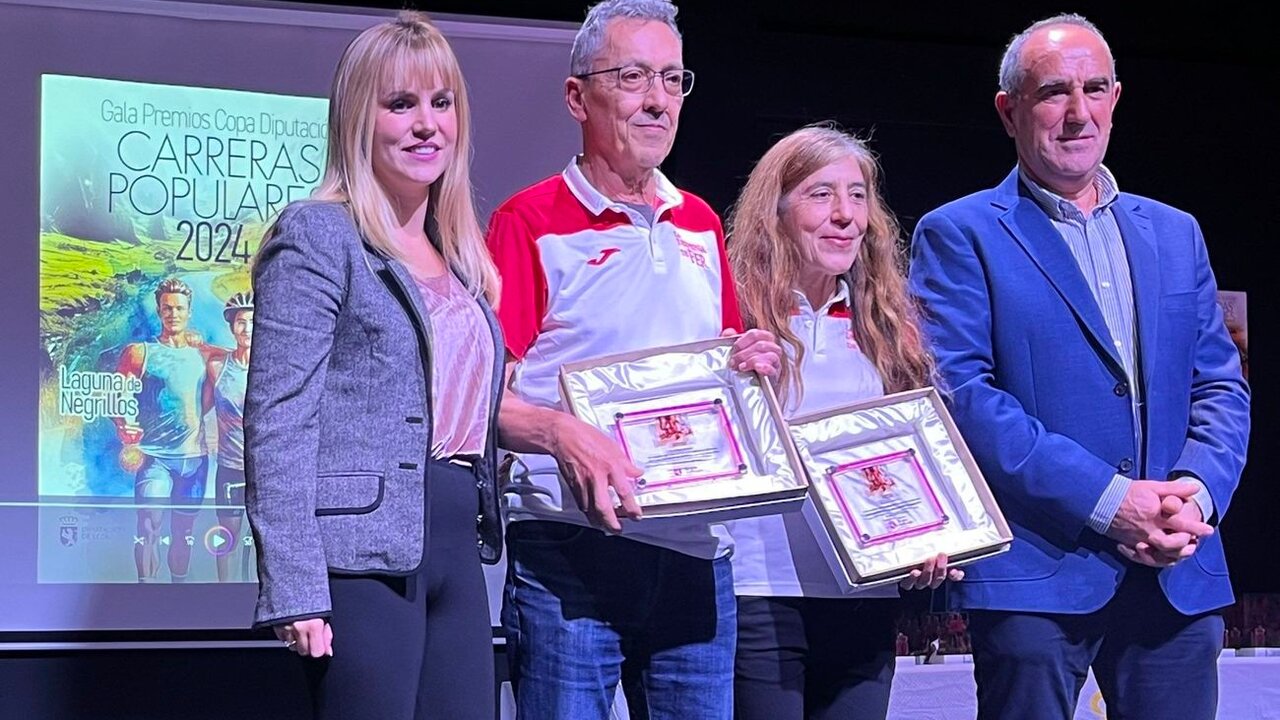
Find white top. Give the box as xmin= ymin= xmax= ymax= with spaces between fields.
xmin=487 ymin=159 xmax=741 ymax=560
xmin=727 ymin=282 xmax=898 ymax=598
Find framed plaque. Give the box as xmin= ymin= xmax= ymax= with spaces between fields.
xmin=559 ymin=337 xmax=807 ymax=520
xmin=825 ymin=449 xmax=948 ymax=546
xmin=789 ymin=388 xmax=1012 ymax=589
xmin=614 ymin=399 xmax=748 ymax=490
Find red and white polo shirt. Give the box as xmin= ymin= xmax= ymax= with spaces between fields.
xmin=487 ymin=158 xmax=742 ymax=559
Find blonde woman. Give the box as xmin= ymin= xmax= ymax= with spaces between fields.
xmin=726 ymin=125 xmax=959 ymax=720
xmin=244 ymin=13 xmax=503 ymax=720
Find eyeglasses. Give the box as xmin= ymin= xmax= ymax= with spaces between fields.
xmin=574 ymin=65 xmax=695 ymax=97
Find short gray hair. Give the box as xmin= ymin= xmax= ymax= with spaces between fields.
xmin=998 ymin=14 xmax=1115 ymax=94
xmin=570 ymin=0 xmax=681 ymax=76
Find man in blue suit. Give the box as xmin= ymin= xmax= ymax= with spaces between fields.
xmin=908 ymin=14 xmax=1250 ymax=720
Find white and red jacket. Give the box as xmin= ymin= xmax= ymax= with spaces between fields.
xmin=727 ymin=281 xmax=898 ymax=598
xmin=487 ymin=159 xmax=742 ymax=559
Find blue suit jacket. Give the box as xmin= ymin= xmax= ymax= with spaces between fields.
xmin=908 ymin=169 xmax=1250 ymax=615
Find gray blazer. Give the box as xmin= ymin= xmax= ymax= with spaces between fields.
xmin=243 ymin=201 xmax=505 ymax=629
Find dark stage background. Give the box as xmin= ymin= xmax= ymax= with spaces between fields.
xmin=2 ymin=1 xmax=1274 ymax=718
xmin=386 ymin=0 xmax=1276 ymax=595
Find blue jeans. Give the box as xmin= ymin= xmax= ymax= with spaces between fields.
xmin=502 ymin=521 xmax=736 ymax=720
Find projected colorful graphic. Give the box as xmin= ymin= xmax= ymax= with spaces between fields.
xmin=38 ymin=74 xmax=327 ymax=584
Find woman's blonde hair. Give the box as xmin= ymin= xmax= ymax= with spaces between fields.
xmin=727 ymin=124 xmax=934 ymax=404
xmin=269 ymin=12 xmax=498 ymax=303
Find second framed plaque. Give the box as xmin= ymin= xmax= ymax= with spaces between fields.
xmin=789 ymin=387 xmax=1012 ymax=589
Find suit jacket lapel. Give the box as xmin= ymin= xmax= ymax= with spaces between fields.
xmin=378 ymin=253 xmax=437 ymax=387
xmin=381 ymin=257 xmax=427 ymax=327
xmin=993 ymin=170 xmax=1126 ymax=380
xmin=1113 ymin=197 xmax=1161 ymax=393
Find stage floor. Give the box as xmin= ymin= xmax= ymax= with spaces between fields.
xmin=495 ymin=652 xmax=1280 ymax=719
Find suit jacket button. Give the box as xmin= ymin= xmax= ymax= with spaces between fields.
xmin=1119 ymin=458 xmax=1134 ymax=473
xmin=1113 ymin=382 xmax=1128 ymax=397
xmin=476 ymin=514 xmax=484 ymax=524
xmin=476 ymin=539 xmax=485 ymax=547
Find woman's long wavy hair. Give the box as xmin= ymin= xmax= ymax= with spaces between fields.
xmin=266 ymin=12 xmax=498 ymax=303
xmin=727 ymin=125 xmax=935 ymax=406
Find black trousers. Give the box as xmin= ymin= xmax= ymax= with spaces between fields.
xmin=733 ymin=595 xmax=897 ymax=720
xmin=304 ymin=459 xmax=494 ymax=720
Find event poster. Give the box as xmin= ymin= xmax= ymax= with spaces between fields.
xmin=38 ymin=75 xmax=327 ymax=583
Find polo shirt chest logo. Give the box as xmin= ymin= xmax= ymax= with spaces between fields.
xmin=676 ymin=236 xmax=709 ymax=268
xmin=586 ymin=247 xmax=622 ymax=266
xmin=826 ymin=302 xmax=858 ymax=349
